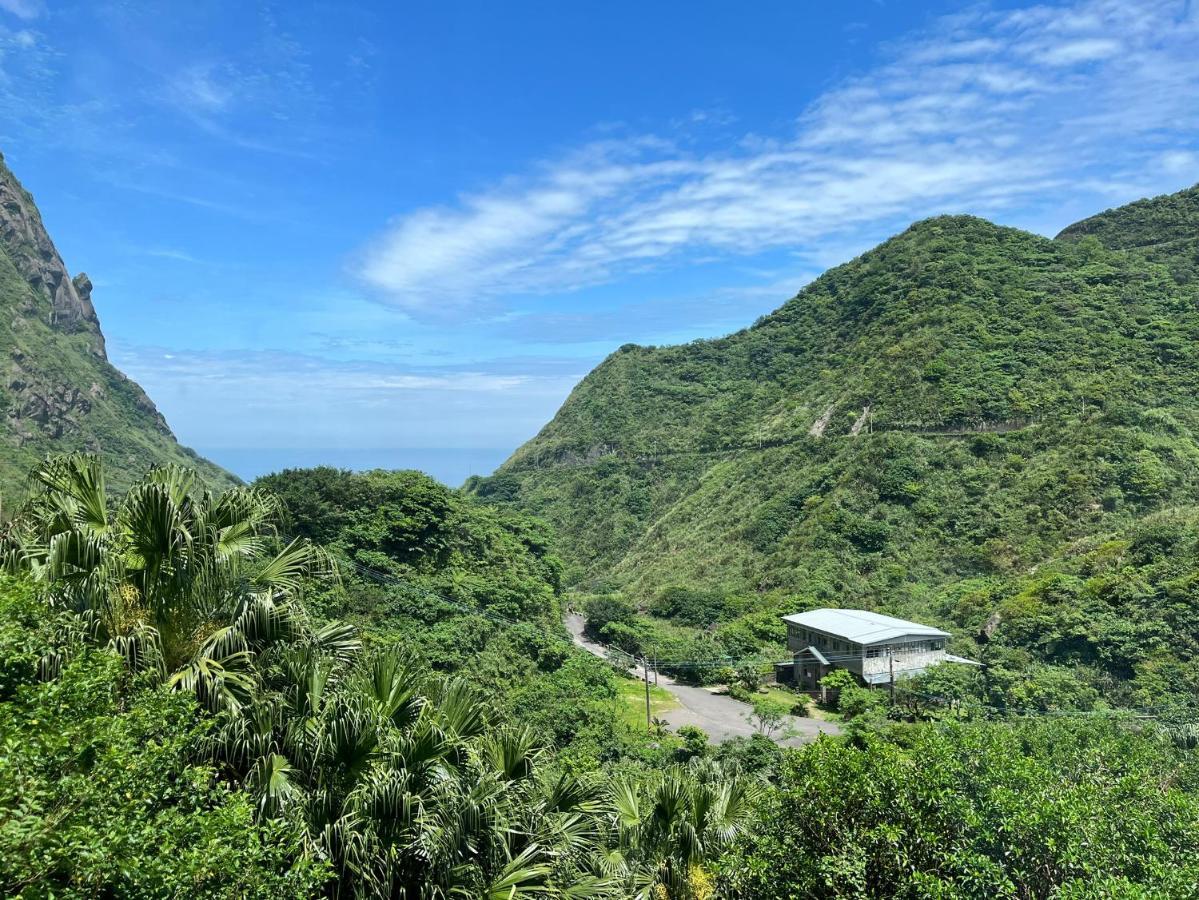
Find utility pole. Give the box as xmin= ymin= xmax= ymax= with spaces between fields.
xmin=643 ymin=658 xmax=652 ymax=731
xmin=889 ymin=653 xmax=896 ymax=705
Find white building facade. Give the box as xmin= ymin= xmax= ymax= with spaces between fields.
xmin=781 ymin=608 xmax=978 ymax=691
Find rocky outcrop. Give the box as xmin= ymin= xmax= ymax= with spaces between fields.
xmin=0 ymin=152 xmax=106 ymax=358
xmin=0 ymin=147 xmax=232 ymax=493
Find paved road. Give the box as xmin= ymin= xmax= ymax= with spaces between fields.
xmin=564 ymin=613 xmax=840 ymax=747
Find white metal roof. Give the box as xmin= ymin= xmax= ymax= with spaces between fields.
xmin=781 ymin=608 xmax=950 ymax=645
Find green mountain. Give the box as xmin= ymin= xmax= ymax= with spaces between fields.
xmin=1058 ymin=183 xmax=1199 ymax=285
xmin=0 ymin=152 xmax=233 ymax=496
xmin=470 ymin=184 xmax=1199 ymax=692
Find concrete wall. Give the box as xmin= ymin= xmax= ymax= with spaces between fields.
xmin=862 ymin=647 xmax=949 ymax=681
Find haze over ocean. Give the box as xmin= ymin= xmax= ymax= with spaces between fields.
xmin=208 ymin=447 xmax=510 ymax=486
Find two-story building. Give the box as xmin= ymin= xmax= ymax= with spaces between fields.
xmin=779 ymin=608 xmax=978 ymax=691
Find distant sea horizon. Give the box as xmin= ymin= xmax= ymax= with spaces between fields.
xmin=202 ymin=447 xmax=512 ymax=488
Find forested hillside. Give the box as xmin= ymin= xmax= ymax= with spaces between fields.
xmin=5 ymin=453 xmax=1198 ymax=897
xmin=471 ymin=185 xmax=1199 ymax=712
xmin=1058 ymin=182 xmax=1199 ymax=284
xmin=0 ymin=151 xmax=233 ymax=495
xmin=255 ymin=467 xmax=565 ymax=659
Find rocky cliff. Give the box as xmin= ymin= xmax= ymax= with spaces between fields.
xmin=0 ymin=150 xmax=235 ymax=494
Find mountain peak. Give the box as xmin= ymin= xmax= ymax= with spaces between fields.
xmin=0 ymin=154 xmax=105 ymax=358
xmin=0 ymin=149 xmax=236 ymax=493
xmin=478 ymin=184 xmax=1199 ymax=596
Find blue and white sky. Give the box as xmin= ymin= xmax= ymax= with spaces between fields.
xmin=1 ymin=0 xmax=1197 ymax=484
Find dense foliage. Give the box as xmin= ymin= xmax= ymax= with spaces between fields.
xmin=718 ymin=719 xmax=1199 ymax=898
xmin=0 ymin=456 xmax=769 ymax=897
xmin=258 ymin=466 xmax=563 ymax=630
xmin=251 ymin=468 xmax=639 ymax=762
xmin=0 ymin=576 xmax=326 ymax=898
xmin=1058 ymin=182 xmax=1199 ymax=285
xmin=0 ymin=454 xmax=332 ymax=712
xmin=472 ymin=185 xmax=1199 ymax=711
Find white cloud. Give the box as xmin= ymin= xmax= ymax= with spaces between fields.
xmin=110 ymin=343 xmax=576 ymax=449
xmin=1032 ymin=37 xmax=1122 ymax=65
xmin=0 ymin=0 xmax=41 ymax=21
xmin=357 ymin=0 xmax=1199 ymax=314
xmin=167 ymin=64 xmax=233 ymax=114
xmin=1159 ymin=149 xmax=1198 ymax=174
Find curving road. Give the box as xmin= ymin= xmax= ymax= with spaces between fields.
xmin=564 ymin=613 xmax=840 ymax=747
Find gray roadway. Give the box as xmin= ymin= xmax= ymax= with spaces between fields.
xmin=564 ymin=613 xmax=840 ymax=747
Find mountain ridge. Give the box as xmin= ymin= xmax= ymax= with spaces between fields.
xmin=471 ymin=186 xmax=1199 ymax=600
xmin=0 ymin=150 xmax=236 ymax=495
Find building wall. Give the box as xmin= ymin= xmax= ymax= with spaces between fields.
xmin=861 ymin=646 xmax=949 ymax=681
xmin=787 ymin=623 xmax=949 ymax=684
xmin=786 ymin=623 xmax=865 ymax=674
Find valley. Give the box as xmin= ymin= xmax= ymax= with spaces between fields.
xmin=2 ymin=147 xmax=1199 ymax=896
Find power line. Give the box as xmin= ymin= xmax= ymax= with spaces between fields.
xmin=498 ymin=418 xmax=1038 ymax=476
xmin=320 ymin=545 xmax=1198 ymax=727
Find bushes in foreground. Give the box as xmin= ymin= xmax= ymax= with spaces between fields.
xmin=717 ymin=718 xmax=1199 ymax=898
xmin=0 ymin=581 xmax=324 ymax=898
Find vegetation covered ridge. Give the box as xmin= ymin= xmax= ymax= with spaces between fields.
xmin=467 ymin=185 xmax=1199 ymax=727
xmin=0 ymin=150 xmax=235 ymax=497
xmin=3 ymin=454 xmax=1199 ymax=897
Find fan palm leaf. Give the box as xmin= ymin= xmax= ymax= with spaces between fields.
xmin=254 ymin=538 xmax=332 ymax=595
xmin=460 ymin=844 xmax=554 ymax=898
xmin=310 ymin=620 xmax=362 ymax=664
xmin=248 ymin=752 xmax=303 ymax=819
xmin=168 ymin=650 xmax=258 ymax=713
xmin=480 ymin=726 xmax=540 ymax=782
xmin=29 ymin=453 xmax=109 ymax=535
xmin=360 ymin=647 xmax=427 ymax=730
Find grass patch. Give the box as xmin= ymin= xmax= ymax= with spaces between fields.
xmin=759 ymin=684 xmax=838 ymax=721
xmin=614 ymin=676 xmax=678 ymax=730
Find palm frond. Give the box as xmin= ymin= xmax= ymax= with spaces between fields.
xmin=319 ymin=696 xmax=382 ymax=780
xmin=168 ymin=650 xmax=258 ymax=713
xmin=428 ymin=676 xmax=488 ymax=740
xmin=480 ymin=726 xmax=540 ymax=782
xmin=252 ymin=537 xmax=332 ymax=595
xmin=310 ymin=620 xmax=361 ymax=664
xmin=30 ymin=453 xmax=109 ymax=535
xmin=141 ymin=463 xmax=197 ymax=509
xmin=107 ymin=624 xmax=165 ymax=677
xmin=248 ymin=752 xmax=303 ymax=819
xmin=471 ymin=844 xmax=555 ymax=899
xmin=360 ymin=647 xmax=426 ymax=729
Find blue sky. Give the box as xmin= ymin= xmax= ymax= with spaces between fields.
xmin=1 ymin=0 xmax=1197 ymax=484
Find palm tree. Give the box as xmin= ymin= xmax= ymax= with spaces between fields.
xmin=0 ymin=454 xmax=753 ymax=898
xmin=0 ymin=453 xmax=334 ymax=710
xmin=597 ymin=758 xmax=760 ymax=899
xmin=209 ymin=643 xmax=614 ymax=898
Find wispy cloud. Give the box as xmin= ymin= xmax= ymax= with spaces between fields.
xmin=0 ymin=0 xmax=41 ymax=21
xmin=357 ymin=0 xmax=1199 ymax=314
xmin=140 ymin=247 xmax=201 ymax=263
xmin=166 ymin=63 xmax=234 ymax=114
xmin=158 ymin=49 xmax=327 ymax=159
xmin=109 ymin=343 xmax=578 ymax=447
